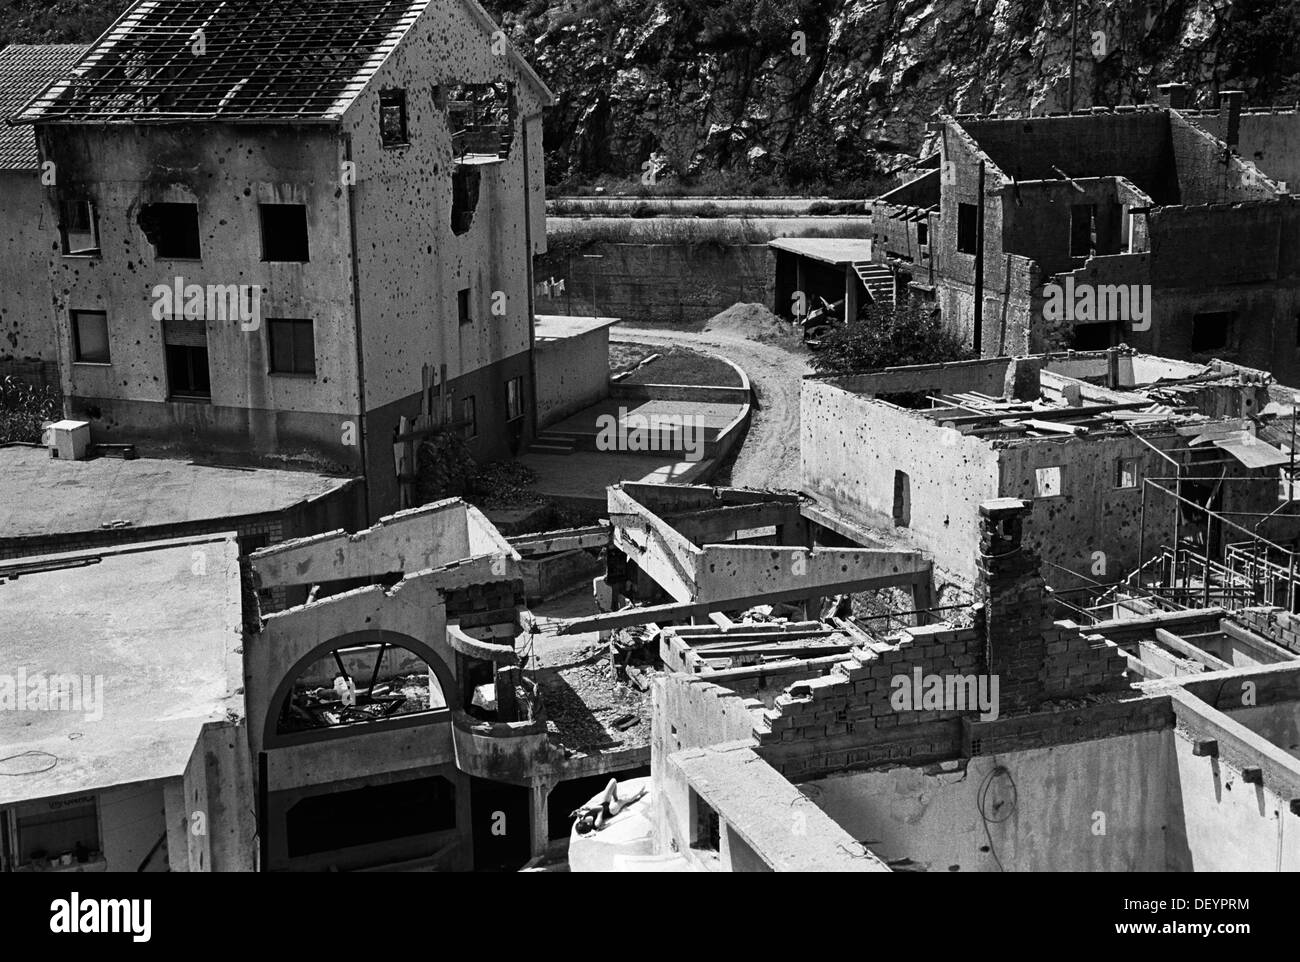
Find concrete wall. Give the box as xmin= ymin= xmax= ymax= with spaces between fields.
xmin=535 ymin=324 xmax=610 ymax=427
xmin=537 ymin=242 xmax=773 ymax=325
xmin=805 ymin=730 xmax=1171 ymax=871
xmin=1165 ymin=726 xmax=1300 ymax=871
xmin=802 ymin=378 xmax=1001 ymax=583
xmin=1187 ymin=108 xmax=1300 ymax=188
xmin=343 ymin=3 xmax=546 ymax=500
xmin=0 ymin=171 xmax=58 ymax=365
xmin=37 ymin=123 xmax=364 ymax=473
xmin=996 ymin=432 xmax=1180 ymax=590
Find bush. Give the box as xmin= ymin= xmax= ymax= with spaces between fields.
xmin=0 ymin=375 xmax=60 ymax=444
xmin=810 ymin=301 xmax=975 ymax=375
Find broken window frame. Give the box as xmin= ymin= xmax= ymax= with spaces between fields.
xmin=267 ymin=318 xmax=317 ymax=377
xmin=71 ymin=309 xmax=110 ymax=364
xmin=379 ymin=89 xmax=409 ymax=147
xmin=259 ymin=204 xmax=310 ymax=263
xmin=505 ymin=376 xmax=524 ymax=423
xmin=59 ymin=198 xmax=100 ymax=256
xmin=164 ymin=340 xmax=212 ymax=401
xmin=140 ymin=202 xmax=202 ymax=260
xmin=1115 ymin=457 xmax=1140 ymax=490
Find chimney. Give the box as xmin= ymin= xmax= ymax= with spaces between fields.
xmin=976 ymin=499 xmax=1045 ymax=712
xmin=1156 ymin=82 xmax=1191 ymax=110
xmin=1220 ymin=90 xmax=1244 ymax=149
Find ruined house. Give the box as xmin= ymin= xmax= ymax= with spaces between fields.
xmin=4 ymin=0 xmax=553 ymax=520
xmin=802 ymin=348 xmax=1300 ymax=609
xmin=0 ymin=44 xmax=87 ymax=384
xmin=608 ymin=499 xmax=1300 ymax=872
xmin=869 ymin=88 xmax=1300 ymax=382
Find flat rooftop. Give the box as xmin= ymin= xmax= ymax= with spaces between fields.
xmin=768 ymin=237 xmax=874 ymax=265
xmin=0 ymin=445 xmax=357 ymax=539
xmin=814 ymin=350 xmax=1282 ymax=452
xmin=0 ymin=536 xmax=244 ymax=804
xmin=535 ymin=315 xmax=621 ymax=340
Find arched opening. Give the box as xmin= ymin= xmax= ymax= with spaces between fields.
xmin=264 ymin=631 xmax=456 ymax=747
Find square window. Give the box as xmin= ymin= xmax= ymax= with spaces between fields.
xmin=260 ymin=204 xmax=310 ymax=262
xmin=1116 ymin=457 xmax=1139 ymax=489
xmin=139 ymin=203 xmax=201 ymax=259
xmin=71 ymin=310 xmax=109 ymax=363
xmin=59 ymin=199 xmax=100 ymax=255
xmin=1191 ymin=311 xmax=1235 ymax=353
xmin=1035 ymin=465 xmax=1062 ymax=498
xmin=957 ymin=203 xmax=979 ymax=254
xmin=505 ymin=376 xmax=524 ymax=422
xmin=166 ymin=343 xmax=211 ymax=399
xmin=380 ymin=89 xmax=408 ymax=146
xmin=462 ymin=395 xmax=477 ymax=439
xmin=458 ymin=287 xmax=472 ymax=326
xmin=267 ymin=319 xmax=316 ymax=376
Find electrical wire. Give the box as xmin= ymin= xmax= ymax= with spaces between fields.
xmin=976 ymin=763 xmax=1017 ymax=872
xmin=0 ymin=751 xmax=58 ymax=775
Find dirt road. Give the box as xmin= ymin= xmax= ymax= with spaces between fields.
xmin=612 ymin=317 xmax=812 ymax=492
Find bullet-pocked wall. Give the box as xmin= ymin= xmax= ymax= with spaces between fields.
xmin=343 ymin=1 xmax=550 ymax=515
xmin=0 ymin=170 xmax=59 ymax=368
xmin=35 ymin=123 xmax=364 ymax=474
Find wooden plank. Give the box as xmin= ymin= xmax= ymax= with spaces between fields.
xmin=556 ymin=573 xmax=926 ymax=635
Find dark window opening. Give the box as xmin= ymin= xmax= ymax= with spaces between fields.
xmin=691 ymin=790 xmax=720 ymax=852
xmin=1070 ymin=204 xmax=1096 ymax=258
xmin=462 ymin=395 xmax=477 ymax=439
xmin=16 ymin=800 xmax=101 ymax=866
xmin=956 ymin=203 xmax=978 ymax=254
xmin=260 ymin=204 xmax=309 ymax=262
xmin=451 ymin=166 xmax=480 ymax=235
xmin=1191 ymin=311 xmax=1235 ymax=353
xmin=59 ymin=199 xmax=99 ymax=255
xmin=285 ymin=776 xmax=456 ymax=859
xmin=72 ymin=310 xmax=110 ymax=363
xmin=917 ymin=222 xmax=928 ymax=247
xmin=379 ymin=89 xmax=408 ymax=146
xmin=893 ymin=470 xmax=911 ymax=527
xmin=268 ymin=318 xmax=316 ymax=376
xmin=166 ymin=343 xmax=211 ymax=399
xmin=457 ymin=287 xmax=472 ymax=326
xmin=139 ymin=203 xmax=201 ymax=259
xmin=505 ymin=376 xmax=524 ymax=422
xmin=1071 ymin=322 xmax=1123 ymax=350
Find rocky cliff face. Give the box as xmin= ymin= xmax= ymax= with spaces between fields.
xmin=487 ymin=0 xmax=1299 ymax=188
xmin=4 ymin=0 xmax=1296 ymax=190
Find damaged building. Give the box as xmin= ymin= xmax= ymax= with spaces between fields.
xmin=869 ymin=87 xmax=1300 ymax=382
xmin=572 ymin=498 xmax=1300 ymax=872
xmin=3 ymin=0 xmax=553 ymax=519
xmin=802 ymin=347 xmax=1300 ymax=615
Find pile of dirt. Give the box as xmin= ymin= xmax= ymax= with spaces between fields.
xmin=703 ymin=302 xmax=802 ymax=348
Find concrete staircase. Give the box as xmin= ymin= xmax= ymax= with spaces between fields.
xmin=529 ymin=430 xmax=577 ymax=455
xmin=853 ymin=261 xmax=895 ymax=306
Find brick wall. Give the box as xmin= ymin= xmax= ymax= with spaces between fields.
xmin=750 ymin=498 xmax=1131 ymax=778
xmin=1235 ymin=607 xmax=1300 ymax=655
